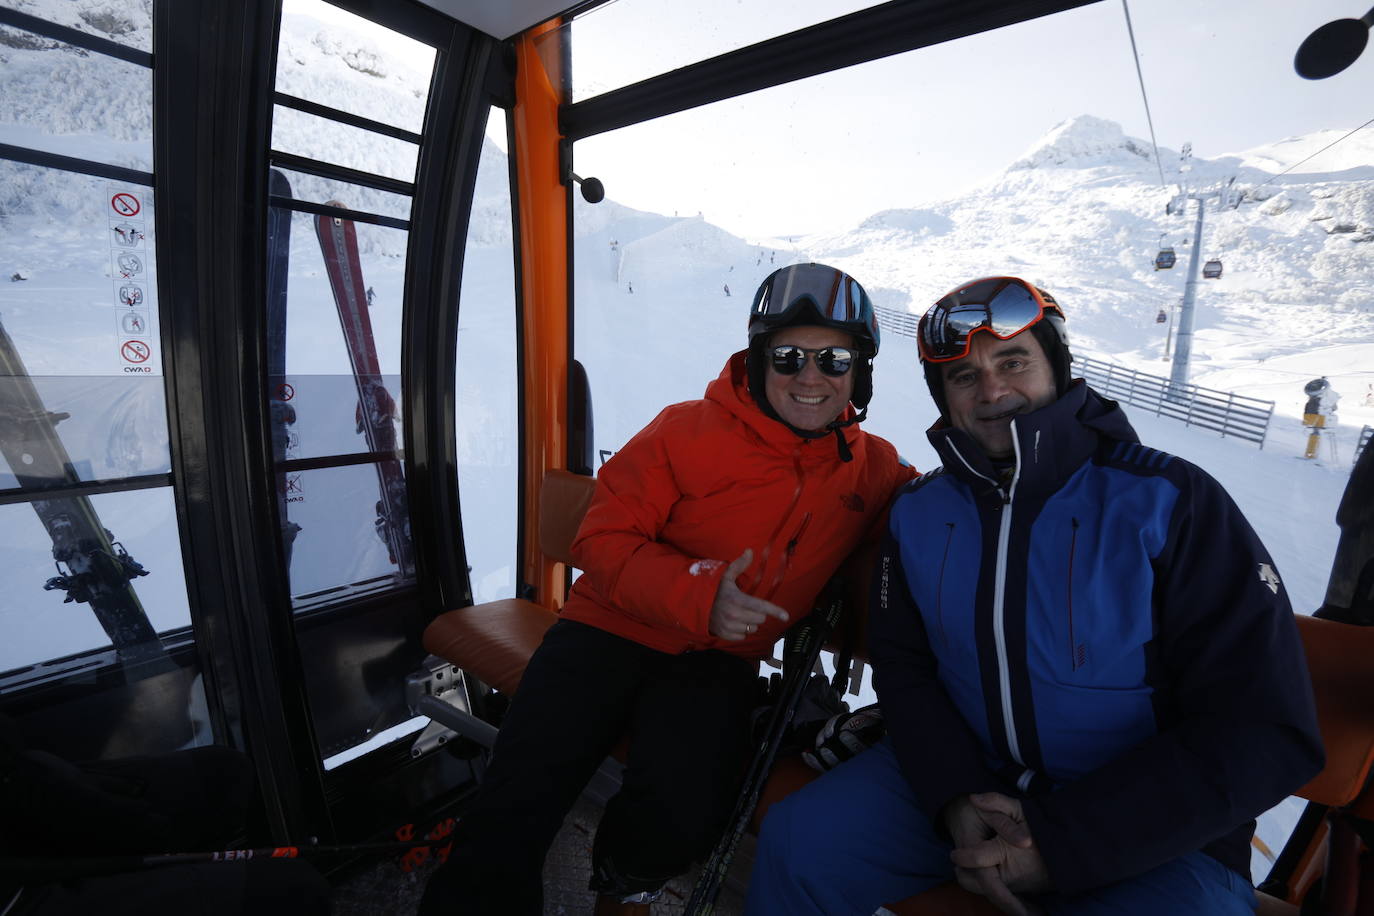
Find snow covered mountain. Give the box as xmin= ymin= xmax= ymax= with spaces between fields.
xmin=796 ymin=114 xmax=1374 ymax=373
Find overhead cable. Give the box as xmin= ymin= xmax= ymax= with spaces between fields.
xmin=1121 ymin=0 xmax=1165 ymax=187
xmin=1255 ymin=116 xmax=1374 ymax=188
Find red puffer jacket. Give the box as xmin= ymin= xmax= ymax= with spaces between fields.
xmin=561 ymin=350 xmax=915 ymax=660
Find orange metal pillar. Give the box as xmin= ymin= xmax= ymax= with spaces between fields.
xmin=512 ymin=22 xmax=569 ymax=609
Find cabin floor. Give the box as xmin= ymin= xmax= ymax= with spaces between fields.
xmin=332 ymin=795 xmax=749 ymax=914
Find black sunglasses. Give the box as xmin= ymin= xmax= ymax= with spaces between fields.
xmin=769 ymin=345 xmax=855 ymax=377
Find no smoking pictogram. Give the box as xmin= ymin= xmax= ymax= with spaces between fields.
xmin=111 ymin=192 xmax=141 ymax=217
xmin=121 ymin=340 xmax=151 ymax=363
xmin=277 ymin=383 xmax=295 ymax=401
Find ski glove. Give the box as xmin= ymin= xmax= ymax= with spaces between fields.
xmin=802 ymin=704 xmax=885 ymax=772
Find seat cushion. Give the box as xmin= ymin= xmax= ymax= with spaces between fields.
xmin=1293 ymin=614 xmax=1374 ymax=807
xmin=422 ymin=599 xmax=558 ymax=696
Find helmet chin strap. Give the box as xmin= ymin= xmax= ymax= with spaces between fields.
xmin=775 ymin=406 xmax=864 ymax=463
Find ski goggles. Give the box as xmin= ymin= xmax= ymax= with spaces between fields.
xmin=769 ymin=345 xmax=855 ymax=377
xmin=751 ymin=263 xmax=878 ymax=349
xmin=917 ymin=276 xmax=1064 ymax=363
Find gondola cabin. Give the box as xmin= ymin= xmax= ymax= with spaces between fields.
xmin=1204 ymin=258 xmax=1225 ymax=278
xmin=1 ymin=1 xmax=1371 ymax=914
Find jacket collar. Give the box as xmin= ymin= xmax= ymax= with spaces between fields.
xmin=706 ymin=350 xmax=862 ymax=455
xmin=926 ymin=381 xmax=1139 ymax=496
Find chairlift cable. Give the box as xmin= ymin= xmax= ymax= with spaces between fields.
xmin=1255 ymin=116 xmax=1374 ymax=189
xmin=1121 ymin=0 xmax=1166 ymax=187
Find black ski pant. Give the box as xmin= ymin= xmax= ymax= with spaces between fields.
xmin=418 ymin=619 xmax=758 ymax=915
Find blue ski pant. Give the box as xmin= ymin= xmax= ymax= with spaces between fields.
xmin=745 ymin=739 xmax=1256 ymax=916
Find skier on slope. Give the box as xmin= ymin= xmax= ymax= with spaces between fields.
xmin=419 ymin=264 xmax=915 ymax=916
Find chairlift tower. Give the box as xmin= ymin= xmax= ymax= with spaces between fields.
xmin=1164 ymin=180 xmax=1241 ymax=396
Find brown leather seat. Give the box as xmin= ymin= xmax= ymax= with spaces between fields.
xmin=423 ymin=598 xmax=557 ymax=697
xmin=1291 ymin=615 xmax=1374 ymax=810
xmin=421 ymin=468 xmax=591 ymax=694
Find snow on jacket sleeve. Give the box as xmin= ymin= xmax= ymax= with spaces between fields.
xmin=568 ymin=412 xmax=726 ymax=638
xmin=869 ymin=526 xmax=1005 ymax=820
xmin=1023 ymin=465 xmax=1325 ymax=894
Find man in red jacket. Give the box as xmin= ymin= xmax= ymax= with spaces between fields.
xmin=419 ymin=263 xmax=914 ymax=915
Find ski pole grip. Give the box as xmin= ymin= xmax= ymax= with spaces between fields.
xmin=785 ymin=575 xmax=847 ymax=666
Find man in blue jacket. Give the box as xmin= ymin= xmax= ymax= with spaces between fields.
xmin=746 ymin=276 xmax=1323 ymax=915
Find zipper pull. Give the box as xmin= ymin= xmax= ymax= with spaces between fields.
xmin=786 ymin=512 xmax=813 ymax=556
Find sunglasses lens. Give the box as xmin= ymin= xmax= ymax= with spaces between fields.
xmin=816 ymin=347 xmax=853 ymax=376
xmin=771 ymin=346 xmax=805 ymax=375
xmin=770 ymin=346 xmax=854 ymax=376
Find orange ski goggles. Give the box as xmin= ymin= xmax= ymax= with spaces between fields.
xmin=918 ymin=277 xmax=1064 ymax=363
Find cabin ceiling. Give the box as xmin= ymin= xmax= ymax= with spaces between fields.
xmin=415 ymin=0 xmax=577 ymax=39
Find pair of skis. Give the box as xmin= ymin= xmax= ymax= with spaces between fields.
xmin=296 ymin=184 xmax=414 ymax=578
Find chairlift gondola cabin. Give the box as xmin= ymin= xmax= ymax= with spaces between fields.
xmin=1 ymin=1 xmax=1372 ymax=914
xmin=1156 ymin=308 xmax=1168 ymax=324
xmin=1204 ymin=258 xmax=1224 ymax=279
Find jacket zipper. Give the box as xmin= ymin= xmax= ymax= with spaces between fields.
xmin=749 ymin=452 xmax=806 ymax=595
xmin=935 ymin=523 xmax=956 ymax=646
xmin=785 ymin=512 xmax=812 ymax=559
xmin=992 ymin=460 xmax=1023 ymax=770
xmin=943 ymin=431 xmax=1026 ymax=769
xmin=764 ymin=511 xmax=813 ymax=594
xmin=1068 ymin=517 xmax=1080 ymax=671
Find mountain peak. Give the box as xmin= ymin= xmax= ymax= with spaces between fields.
xmin=1008 ymin=115 xmax=1156 ymax=171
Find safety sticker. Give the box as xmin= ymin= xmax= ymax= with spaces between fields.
xmin=121 ymin=340 xmax=152 ymax=369
xmin=116 ymin=283 xmax=145 ymax=307
xmin=111 ymin=223 xmax=146 ymax=248
xmin=113 ymin=251 xmax=145 ymax=280
xmin=120 ymin=311 xmax=150 ymax=336
xmin=110 ymin=191 xmax=141 ymax=218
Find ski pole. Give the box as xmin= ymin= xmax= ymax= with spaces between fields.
xmin=684 ymin=576 xmax=847 ymax=915
xmin=1 ymin=817 xmax=457 ymax=880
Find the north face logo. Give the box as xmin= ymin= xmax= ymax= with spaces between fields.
xmin=841 ymin=493 xmax=865 ymax=512
xmin=1258 ymin=563 xmax=1281 ymax=595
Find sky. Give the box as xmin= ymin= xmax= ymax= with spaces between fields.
xmin=295 ymin=0 xmax=1374 ymax=238
xmin=555 ymin=0 xmax=1374 ymax=238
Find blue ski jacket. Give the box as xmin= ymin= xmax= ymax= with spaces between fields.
xmin=870 ymin=381 xmax=1323 ymax=894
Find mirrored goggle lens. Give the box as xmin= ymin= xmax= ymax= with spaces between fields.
xmin=919 ymin=279 xmax=1047 ymax=361
xmin=754 ymin=265 xmax=865 ymax=323
xmin=770 ymin=345 xmax=855 ymax=377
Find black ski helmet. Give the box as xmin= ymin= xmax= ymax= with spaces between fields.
xmin=917 ymin=276 xmax=1072 ymax=419
xmin=745 ymin=263 xmax=880 ymax=415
